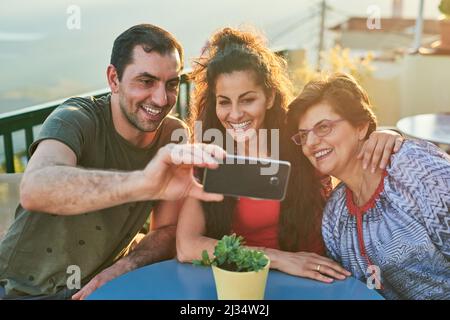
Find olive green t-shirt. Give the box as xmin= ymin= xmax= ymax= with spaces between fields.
xmin=0 ymin=94 xmax=187 ymax=299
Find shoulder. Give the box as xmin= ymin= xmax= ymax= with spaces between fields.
xmin=50 ymin=94 xmax=110 ymax=123
xmin=30 ymin=95 xmax=110 ymax=157
xmin=388 ymin=139 xmax=450 ymax=175
xmin=391 ymin=139 xmax=449 ymax=162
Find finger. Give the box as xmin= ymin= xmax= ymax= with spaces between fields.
xmin=72 ymin=289 xmax=88 ymax=300
xmin=190 ymin=143 xmax=225 ymax=161
xmin=320 ymin=260 xmax=351 ymax=276
xmin=393 ymin=137 xmax=404 ymax=153
xmin=77 ymin=286 xmax=94 ymax=300
xmin=313 ymin=263 xmax=347 ymax=280
xmin=188 ymin=181 xmax=224 ymax=202
xmin=74 ymin=277 xmax=102 ymax=300
xmin=303 ymin=270 xmax=334 ymax=283
xmin=172 ymin=143 xmax=226 ymax=168
xmin=378 ymin=138 xmax=395 ymax=169
xmin=192 ymin=145 xmax=221 ymax=167
xmin=173 ymin=145 xmax=219 ymax=168
xmin=309 ymin=256 xmax=352 ymax=276
xmin=78 ymin=292 xmax=88 ymax=300
xmin=308 ymin=260 xmax=349 ymax=278
xmin=202 ymin=143 xmax=227 ymax=160
xmin=186 ymin=149 xmax=214 ymax=166
xmin=189 ymin=144 xmax=221 ymax=166
xmin=369 ymin=139 xmax=384 ymax=173
xmin=357 ymin=140 xmax=367 ymax=159
xmin=361 ymin=138 xmax=377 ymax=170
xmin=190 ymin=152 xmax=220 ymax=169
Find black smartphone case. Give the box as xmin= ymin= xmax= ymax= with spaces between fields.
xmin=202 ymin=156 xmax=291 ymax=201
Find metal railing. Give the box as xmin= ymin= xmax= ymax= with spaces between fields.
xmin=0 ymin=73 xmax=191 ymax=173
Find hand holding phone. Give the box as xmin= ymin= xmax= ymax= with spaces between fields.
xmin=202 ymin=154 xmax=291 ymax=201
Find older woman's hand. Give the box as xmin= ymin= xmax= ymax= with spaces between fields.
xmin=357 ymin=130 xmax=404 ymax=173
xmin=266 ymin=249 xmax=351 ymax=283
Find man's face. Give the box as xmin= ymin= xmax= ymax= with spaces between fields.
xmin=117 ymin=46 xmax=181 ymax=132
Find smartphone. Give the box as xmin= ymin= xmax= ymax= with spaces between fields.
xmin=202 ymin=154 xmax=291 ymax=201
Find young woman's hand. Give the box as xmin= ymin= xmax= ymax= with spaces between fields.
xmin=266 ymin=249 xmax=351 ymax=283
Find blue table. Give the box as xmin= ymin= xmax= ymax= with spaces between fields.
xmin=87 ymin=259 xmax=384 ymax=300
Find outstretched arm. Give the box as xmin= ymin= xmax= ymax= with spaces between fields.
xmin=21 ymin=141 xmax=225 ymax=215
xmin=20 ymin=139 xmax=150 ymax=214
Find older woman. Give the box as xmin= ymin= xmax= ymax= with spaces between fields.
xmin=287 ymin=73 xmax=450 ymax=299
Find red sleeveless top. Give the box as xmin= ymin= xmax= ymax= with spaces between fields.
xmin=232 ymin=197 xmax=281 ymax=249
xmin=231 ymin=197 xmax=325 ymax=254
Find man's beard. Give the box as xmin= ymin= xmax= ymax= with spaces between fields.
xmin=119 ymin=99 xmax=166 ymax=133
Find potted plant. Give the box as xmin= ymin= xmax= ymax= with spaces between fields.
xmin=438 ymin=0 xmax=450 ymax=49
xmin=193 ymin=234 xmax=270 ymax=300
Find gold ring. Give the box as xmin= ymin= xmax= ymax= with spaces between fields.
xmin=316 ymin=264 xmax=321 ymax=272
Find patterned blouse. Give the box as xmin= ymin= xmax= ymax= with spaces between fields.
xmin=322 ymin=139 xmax=450 ymax=300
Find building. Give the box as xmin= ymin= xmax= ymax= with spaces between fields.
xmin=329 ymin=16 xmax=450 ymax=126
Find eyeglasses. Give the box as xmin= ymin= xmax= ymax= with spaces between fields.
xmin=291 ymin=119 xmax=344 ymax=146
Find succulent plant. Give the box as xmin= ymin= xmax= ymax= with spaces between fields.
xmin=193 ymin=234 xmax=269 ymax=272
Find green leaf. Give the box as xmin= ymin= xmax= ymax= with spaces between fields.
xmin=201 ymin=250 xmax=211 ymax=265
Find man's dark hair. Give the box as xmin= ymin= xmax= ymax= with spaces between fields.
xmin=111 ymin=24 xmax=184 ymax=80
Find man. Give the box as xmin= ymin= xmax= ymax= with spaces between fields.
xmin=0 ymin=24 xmax=224 ymax=300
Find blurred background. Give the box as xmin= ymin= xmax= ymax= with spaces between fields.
xmin=0 ymin=0 xmax=448 ymax=173
xmin=0 ymin=0 xmax=442 ymax=112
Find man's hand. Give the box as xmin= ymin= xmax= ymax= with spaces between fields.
xmin=357 ymin=130 xmax=404 ymax=173
xmin=71 ymin=259 xmax=133 ymax=300
xmin=143 ymin=143 xmax=226 ymax=202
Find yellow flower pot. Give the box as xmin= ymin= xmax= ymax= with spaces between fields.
xmin=211 ymin=259 xmax=270 ymax=300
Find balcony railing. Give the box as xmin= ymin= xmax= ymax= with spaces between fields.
xmin=0 ymin=73 xmax=191 ymax=173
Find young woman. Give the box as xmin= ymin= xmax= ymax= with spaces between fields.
xmin=287 ymin=73 xmax=450 ymax=298
xmin=176 ymin=28 xmax=403 ymax=283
